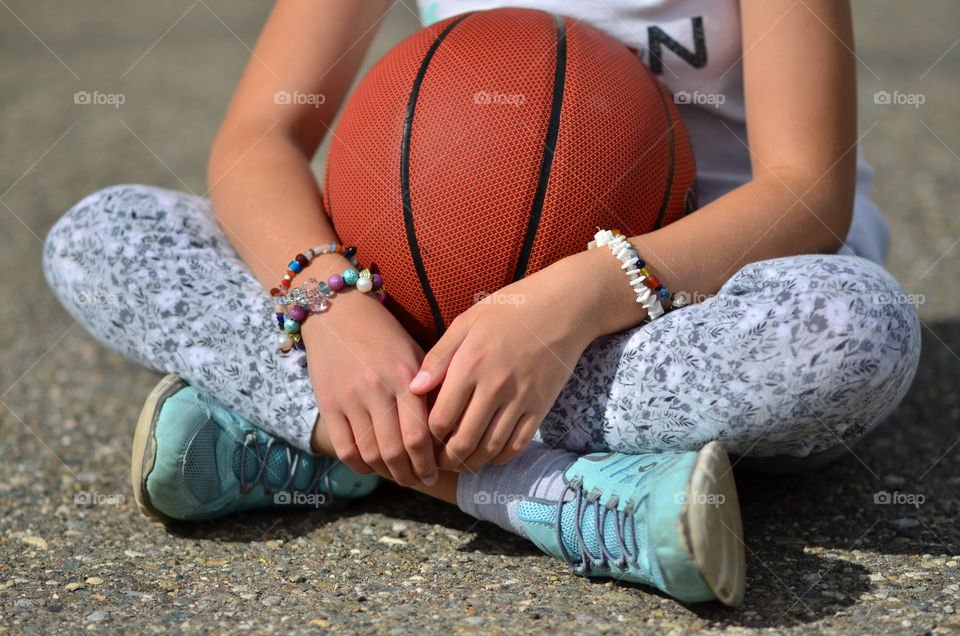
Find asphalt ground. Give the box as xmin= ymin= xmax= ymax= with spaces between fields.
xmin=1 ymin=1 xmax=958 ymax=634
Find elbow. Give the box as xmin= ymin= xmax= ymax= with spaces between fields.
xmin=206 ymin=120 xmax=273 ymax=202
xmin=207 ymin=127 xmax=233 ymax=196
xmin=207 ymin=118 xmax=311 ymax=192
xmin=813 ymin=173 xmax=855 ymax=254
xmin=207 ymin=124 xmax=249 ymax=192
xmin=818 ymin=231 xmax=847 ymax=256
xmin=796 ymin=190 xmax=853 ymax=255
xmin=812 ymin=195 xmax=853 ymax=254
xmin=761 ymin=160 xmax=856 ymax=255
xmin=808 ymin=150 xmax=858 ymax=254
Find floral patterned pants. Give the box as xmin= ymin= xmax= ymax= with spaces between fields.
xmin=43 ymin=185 xmax=921 ymax=468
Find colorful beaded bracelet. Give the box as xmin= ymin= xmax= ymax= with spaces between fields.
xmin=268 ymin=242 xmax=357 ymax=298
xmin=588 ymin=229 xmax=670 ymax=321
xmin=271 ymin=246 xmax=387 ymax=355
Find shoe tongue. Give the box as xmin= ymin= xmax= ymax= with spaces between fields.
xmin=572 ymin=454 xmax=661 ymax=494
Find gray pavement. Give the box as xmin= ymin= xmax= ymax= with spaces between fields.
xmin=1 ymin=1 xmax=958 ymax=634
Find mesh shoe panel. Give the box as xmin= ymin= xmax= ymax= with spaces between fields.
xmin=181 ymin=419 xmax=222 ymax=504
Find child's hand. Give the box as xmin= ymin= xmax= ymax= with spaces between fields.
xmin=303 ymin=292 xmax=438 ymax=486
xmin=408 ymin=256 xmax=605 ymax=472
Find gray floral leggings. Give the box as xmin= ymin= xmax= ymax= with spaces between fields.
xmin=43 ymin=185 xmax=921 ymax=469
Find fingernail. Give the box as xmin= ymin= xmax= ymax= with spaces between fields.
xmin=409 ymin=371 xmax=429 ymax=390
xmin=423 ymin=473 xmax=438 ymax=486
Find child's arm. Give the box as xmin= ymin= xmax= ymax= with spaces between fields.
xmin=601 ymin=0 xmax=857 ymax=334
xmin=410 ymin=0 xmax=857 ymax=471
xmin=209 ymin=0 xmax=388 ymax=292
xmin=209 ymin=0 xmax=440 ymax=487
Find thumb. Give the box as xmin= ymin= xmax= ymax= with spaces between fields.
xmin=409 ymin=323 xmax=468 ymax=394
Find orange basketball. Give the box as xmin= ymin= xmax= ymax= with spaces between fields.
xmin=324 ymin=8 xmax=696 ymax=347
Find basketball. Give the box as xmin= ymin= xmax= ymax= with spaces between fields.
xmin=324 ymin=7 xmax=696 ymax=346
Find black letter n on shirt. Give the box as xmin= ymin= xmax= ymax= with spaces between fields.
xmin=648 ymin=17 xmax=707 ymax=74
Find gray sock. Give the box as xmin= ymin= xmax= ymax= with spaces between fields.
xmin=455 ymin=441 xmax=577 ymax=538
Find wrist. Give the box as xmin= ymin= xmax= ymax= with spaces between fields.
xmin=306 ymin=251 xmax=357 ymax=280
xmin=299 ymin=286 xmax=387 ymax=340
xmin=552 ymin=239 xmax=656 ymax=337
xmin=284 ymin=251 xmax=390 ymax=342
xmin=543 ymin=247 xmax=633 ymax=339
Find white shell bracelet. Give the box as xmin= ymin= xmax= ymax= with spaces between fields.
xmin=588 ymin=229 xmax=669 ymax=321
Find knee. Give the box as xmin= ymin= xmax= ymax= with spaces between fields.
xmin=757 ymin=255 xmax=920 ymax=446
xmin=43 ymin=184 xmax=151 ymax=313
xmin=45 ymin=184 xmax=131 ymax=260
xmin=45 ymin=182 xmax=185 ymax=269
xmin=733 ymin=255 xmax=920 ymax=371
xmin=838 ymin=258 xmax=921 ymax=412
xmin=786 ymin=255 xmax=920 ymax=387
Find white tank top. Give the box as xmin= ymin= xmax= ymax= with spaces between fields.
xmin=414 ymin=0 xmax=890 ymax=263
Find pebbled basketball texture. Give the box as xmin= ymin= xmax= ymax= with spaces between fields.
xmin=324 ymin=7 xmax=696 ymax=347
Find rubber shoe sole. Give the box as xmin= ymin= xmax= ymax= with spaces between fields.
xmin=130 ymin=374 xmax=186 ymax=524
xmin=680 ymin=440 xmax=746 ymax=606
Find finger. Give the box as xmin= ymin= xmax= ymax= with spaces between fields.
xmin=427 ymin=369 xmax=475 ymax=447
xmin=323 ymin=409 xmax=373 ymax=475
xmin=370 ymin=400 xmax=419 ymax=487
xmin=491 ymin=411 xmax=542 ymax=466
xmin=409 ymin=320 xmax=469 ymax=394
xmin=397 ymin=390 xmax=438 ymax=485
xmin=425 ymin=385 xmax=441 ymax=413
xmin=463 ymin=404 xmax=522 ymax=471
xmin=346 ymin=407 xmax=389 ymax=478
xmin=437 ymin=388 xmax=497 ymax=472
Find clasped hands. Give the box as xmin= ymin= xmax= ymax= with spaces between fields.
xmin=313 ymin=249 xmax=618 ymax=487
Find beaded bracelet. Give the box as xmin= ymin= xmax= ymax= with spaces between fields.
xmin=270 ymin=245 xmax=387 ymax=355
xmin=268 ymin=242 xmax=356 ymax=298
xmin=588 ymin=229 xmax=670 ymax=321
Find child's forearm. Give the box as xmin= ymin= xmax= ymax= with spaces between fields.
xmin=548 ymin=0 xmax=859 ymax=339
xmin=205 ymin=0 xmax=391 ymax=294
xmin=207 ymin=125 xmax=352 ymax=294
xmin=560 ymin=171 xmax=855 ymax=338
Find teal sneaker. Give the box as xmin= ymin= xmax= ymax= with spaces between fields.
xmin=517 ymin=441 xmax=745 ymax=606
xmin=131 ymin=375 xmax=379 ymax=523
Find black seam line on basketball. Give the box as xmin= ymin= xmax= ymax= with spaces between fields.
xmin=511 ymin=13 xmax=568 ymax=282
xmin=400 ymin=12 xmax=475 ymax=338
xmin=651 ymin=79 xmax=677 ymax=230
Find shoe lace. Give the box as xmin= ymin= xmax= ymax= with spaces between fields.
xmin=554 ymin=477 xmax=642 ymax=574
xmin=237 ymin=432 xmax=332 ymax=500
